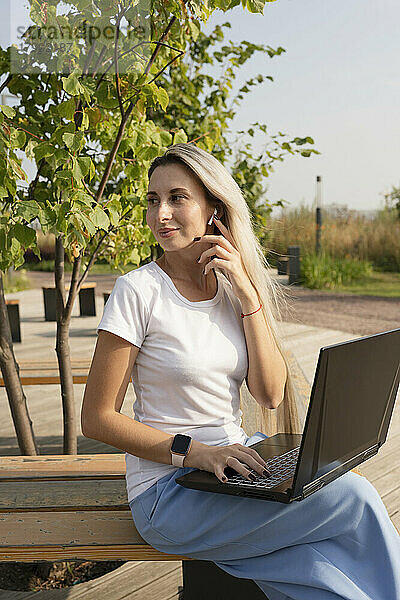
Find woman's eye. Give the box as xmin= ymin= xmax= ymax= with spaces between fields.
xmin=147 ymin=195 xmax=185 ymax=204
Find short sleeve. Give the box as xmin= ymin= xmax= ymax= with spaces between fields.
xmin=96 ymin=276 xmax=149 ymax=348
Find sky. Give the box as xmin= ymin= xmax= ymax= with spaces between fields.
xmin=1 ymin=0 xmax=399 ymax=215
xmin=201 ymin=0 xmax=400 ymax=214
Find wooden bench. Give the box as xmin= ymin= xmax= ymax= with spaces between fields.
xmin=0 ymin=359 xmax=91 ymax=387
xmin=42 ymin=282 xmax=97 ymax=321
xmin=0 ymin=454 xmax=268 ymax=599
xmin=0 ymin=352 xmax=365 ymax=598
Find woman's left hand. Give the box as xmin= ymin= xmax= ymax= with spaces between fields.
xmin=196 ymin=218 xmax=256 ymax=302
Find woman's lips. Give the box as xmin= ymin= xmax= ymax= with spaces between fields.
xmin=159 ymin=229 xmax=179 ymax=237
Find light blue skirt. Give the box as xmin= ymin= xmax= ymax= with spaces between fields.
xmin=129 ymin=432 xmax=400 ymax=600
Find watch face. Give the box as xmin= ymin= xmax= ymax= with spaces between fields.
xmin=171 ymin=434 xmax=191 ymax=455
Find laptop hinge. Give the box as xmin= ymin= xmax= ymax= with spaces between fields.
xmin=302 ymin=478 xmax=325 ymax=498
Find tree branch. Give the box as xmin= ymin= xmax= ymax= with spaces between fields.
xmin=94 ymin=16 xmax=177 ymax=205
xmin=77 ymin=206 xmax=134 ymax=289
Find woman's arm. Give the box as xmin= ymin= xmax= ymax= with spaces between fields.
xmin=81 ymin=330 xmax=208 ymax=465
xmin=195 ymin=219 xmax=287 ymax=411
xmin=239 ymin=290 xmax=287 ymax=410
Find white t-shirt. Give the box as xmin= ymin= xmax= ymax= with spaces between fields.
xmin=96 ymin=260 xmax=250 ymax=504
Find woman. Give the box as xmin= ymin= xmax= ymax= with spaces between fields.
xmin=81 ymin=143 xmax=400 ymax=600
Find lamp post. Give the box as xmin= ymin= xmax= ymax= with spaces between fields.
xmin=315 ymin=175 xmax=323 ymax=255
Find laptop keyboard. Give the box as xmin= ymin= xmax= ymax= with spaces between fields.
xmin=226 ymin=446 xmax=300 ymax=490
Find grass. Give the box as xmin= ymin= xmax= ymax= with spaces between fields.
xmin=330 ymin=269 xmax=400 ymax=297
xmin=24 ymin=260 xmax=139 ymax=275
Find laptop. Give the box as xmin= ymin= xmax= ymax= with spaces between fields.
xmin=175 ymin=328 xmax=400 ymax=503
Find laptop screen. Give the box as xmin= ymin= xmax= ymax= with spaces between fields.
xmin=292 ymin=329 xmax=400 ymax=495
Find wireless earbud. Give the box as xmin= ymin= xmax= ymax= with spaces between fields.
xmin=208 ymin=208 xmax=218 ymax=226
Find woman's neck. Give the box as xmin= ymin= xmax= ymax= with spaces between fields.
xmin=156 ymin=253 xmax=215 ymax=291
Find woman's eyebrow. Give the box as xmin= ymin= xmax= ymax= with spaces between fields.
xmin=146 ymin=187 xmax=190 ymax=197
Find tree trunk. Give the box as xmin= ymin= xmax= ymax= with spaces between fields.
xmin=54 ymin=236 xmax=77 ymax=454
xmin=0 ymin=273 xmax=38 ymax=455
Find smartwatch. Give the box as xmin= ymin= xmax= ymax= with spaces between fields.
xmin=170 ymin=434 xmax=193 ymax=467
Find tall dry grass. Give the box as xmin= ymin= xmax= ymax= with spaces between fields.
xmin=264 ymin=204 xmax=400 ymax=272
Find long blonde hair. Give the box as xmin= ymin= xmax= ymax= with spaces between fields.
xmin=148 ymin=143 xmax=301 ymax=435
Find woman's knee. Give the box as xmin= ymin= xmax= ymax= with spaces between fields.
xmin=340 ymin=470 xmax=379 ymax=503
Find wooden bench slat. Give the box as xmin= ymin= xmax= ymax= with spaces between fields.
xmin=0 ymin=512 xmax=190 ymax=561
xmin=0 ymin=480 xmax=128 ymax=511
xmin=0 ymin=511 xmax=143 ymax=545
xmin=1 ymin=374 xmax=89 ymax=386
xmin=0 ymin=454 xmax=126 ymax=478
xmin=17 ymin=359 xmax=91 ymax=369
xmin=0 ymin=362 xmax=91 ymax=386
xmin=0 ymin=544 xmax=190 ymax=562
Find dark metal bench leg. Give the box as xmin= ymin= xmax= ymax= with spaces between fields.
xmin=79 ymin=287 xmax=96 ymax=316
xmin=182 ymin=560 xmax=268 ymax=599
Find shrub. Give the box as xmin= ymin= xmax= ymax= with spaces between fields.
xmin=300 ymin=251 xmax=373 ymax=289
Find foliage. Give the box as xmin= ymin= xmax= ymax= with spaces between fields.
xmin=0 ymin=0 xmax=295 ymax=277
xmin=3 ymin=268 xmax=30 ymax=293
xmin=300 ymin=250 xmax=373 ymax=290
xmin=382 ymin=185 xmax=400 ymax=220
xmin=266 ymin=203 xmax=400 ymax=272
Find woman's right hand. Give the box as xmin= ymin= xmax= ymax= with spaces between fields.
xmin=185 ymin=439 xmax=270 ymax=483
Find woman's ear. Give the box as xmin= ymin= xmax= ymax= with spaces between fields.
xmin=215 ymin=203 xmax=225 ymax=221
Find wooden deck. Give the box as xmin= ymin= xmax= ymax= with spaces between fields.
xmin=1 ymin=287 xmax=398 ymax=598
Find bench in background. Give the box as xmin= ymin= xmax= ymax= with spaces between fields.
xmin=0 ymin=359 xmax=91 ymax=387
xmin=42 ymin=282 xmax=97 ymax=322
xmin=5 ymin=299 xmax=21 ymax=344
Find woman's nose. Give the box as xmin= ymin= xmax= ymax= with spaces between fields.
xmin=157 ymin=202 xmax=173 ymax=219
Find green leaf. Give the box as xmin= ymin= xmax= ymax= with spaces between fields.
xmin=128 ymin=247 xmax=141 ymax=265
xmin=159 ymin=130 xmax=173 ymax=146
xmin=107 ymin=204 xmax=120 ymax=227
xmin=62 ymin=131 xmax=84 ymax=152
xmin=71 ymin=190 xmax=92 ymax=207
xmin=155 ymin=87 xmax=169 ymax=112
xmin=91 ymin=206 xmax=110 ymax=230
xmin=12 ymin=223 xmax=37 ymax=248
xmin=72 ymin=156 xmax=84 ymax=180
xmin=173 ymin=129 xmax=188 ymax=144
xmin=132 ymin=205 xmax=144 ymax=220
xmin=77 ymin=211 xmax=97 ymax=236
xmin=0 ymin=105 xmax=16 ymax=118
xmin=77 ymin=156 xmax=91 ymax=177
xmin=39 ymin=207 xmax=57 ymax=229
xmin=62 ymin=73 xmax=82 ymax=96
xmin=34 ymin=142 xmax=55 ymax=162
xmin=58 ymin=98 xmax=76 ymax=121
xmin=245 ymin=0 xmax=266 ymax=14
xmin=137 ymin=145 xmax=161 ymax=161
xmin=10 ymin=129 xmax=26 ymax=149
xmin=15 ymin=200 xmax=41 ymax=222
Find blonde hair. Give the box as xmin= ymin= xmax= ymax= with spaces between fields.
xmin=148 ymin=143 xmax=301 ymax=435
